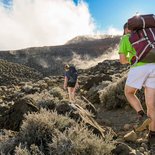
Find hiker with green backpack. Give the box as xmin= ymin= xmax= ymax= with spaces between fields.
xmin=64 ymin=64 xmax=79 ymax=102
xmin=118 ymin=14 xmax=155 ymax=151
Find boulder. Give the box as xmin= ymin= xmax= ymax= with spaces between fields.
xmin=0 ymin=97 xmax=38 ymax=131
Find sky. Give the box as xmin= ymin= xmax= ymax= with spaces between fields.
xmin=74 ymin=0 xmax=155 ymax=32
xmin=0 ymin=0 xmax=155 ymax=50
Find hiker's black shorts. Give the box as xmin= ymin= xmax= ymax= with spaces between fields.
xmin=67 ymin=82 xmax=76 ymax=88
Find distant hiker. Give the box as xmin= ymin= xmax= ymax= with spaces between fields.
xmin=64 ymin=64 xmax=79 ymax=102
xmin=119 ymin=21 xmax=155 ymax=149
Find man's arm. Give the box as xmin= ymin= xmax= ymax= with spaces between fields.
xmin=119 ymin=54 xmax=129 ymax=64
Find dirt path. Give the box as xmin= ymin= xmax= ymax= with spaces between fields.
xmin=96 ymin=107 xmax=137 ymax=132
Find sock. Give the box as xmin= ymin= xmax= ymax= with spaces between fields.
xmin=137 ymin=110 xmax=145 ymax=117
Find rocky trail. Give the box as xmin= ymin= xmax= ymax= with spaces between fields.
xmin=0 ymin=59 xmax=152 ymax=155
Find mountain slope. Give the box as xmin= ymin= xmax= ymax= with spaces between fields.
xmin=0 ymin=35 xmax=120 ymax=76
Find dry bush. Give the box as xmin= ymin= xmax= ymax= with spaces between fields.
xmin=19 ymin=109 xmax=76 ymax=146
xmin=48 ymin=130 xmax=73 ymax=155
xmin=28 ymin=144 xmax=44 ymax=155
xmin=99 ymin=74 xmax=146 ymax=110
xmin=0 ymin=109 xmax=76 ymax=154
xmin=0 ymin=109 xmax=115 ymax=155
xmin=0 ymin=130 xmax=17 ymax=154
xmin=37 ymin=98 xmax=57 ymax=110
xmin=14 ymin=144 xmax=44 ymax=155
xmin=56 ymin=100 xmax=74 ymax=114
xmin=49 ymin=87 xmax=66 ymax=100
xmin=49 ymin=123 xmax=115 ymax=155
xmin=99 ymin=75 xmax=128 ymax=110
xmin=0 ymin=136 xmax=18 ymax=154
xmin=14 ymin=144 xmax=30 ymax=155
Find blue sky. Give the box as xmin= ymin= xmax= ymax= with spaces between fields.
xmin=0 ymin=0 xmax=12 ymax=7
xmin=74 ymin=0 xmax=155 ymax=31
xmin=0 ymin=0 xmax=155 ymax=50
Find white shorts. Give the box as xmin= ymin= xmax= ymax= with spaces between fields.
xmin=126 ymin=63 xmax=155 ymax=89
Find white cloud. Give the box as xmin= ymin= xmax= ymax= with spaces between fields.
xmin=70 ymin=46 xmax=119 ymax=69
xmin=105 ymin=26 xmax=122 ymax=36
xmin=0 ymin=0 xmax=96 ymax=50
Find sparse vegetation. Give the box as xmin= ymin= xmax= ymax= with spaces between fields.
xmin=0 ymin=109 xmax=115 ymax=155
xmin=37 ymin=98 xmax=57 ymax=110
xmin=49 ymin=124 xmax=115 ymax=155
xmin=14 ymin=144 xmax=30 ymax=155
xmin=99 ymin=75 xmax=128 ymax=109
xmin=0 ymin=57 xmax=148 ymax=154
xmin=0 ymin=59 xmax=42 ymax=85
xmin=49 ymin=87 xmax=66 ymax=100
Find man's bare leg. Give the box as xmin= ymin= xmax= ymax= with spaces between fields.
xmin=145 ymin=87 xmax=155 ymax=131
xmin=125 ymin=85 xmax=144 ymax=112
xmin=67 ymin=87 xmax=72 ymax=102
